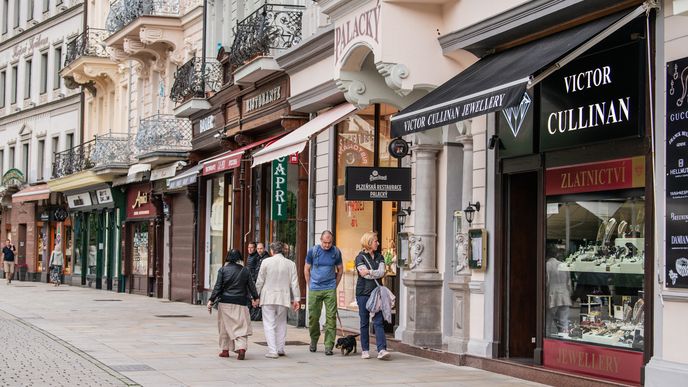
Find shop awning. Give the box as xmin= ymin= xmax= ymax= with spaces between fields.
xmin=150 ymin=161 xmax=187 ymax=181
xmin=12 ymin=184 xmax=51 ymax=203
xmin=201 ymin=133 xmax=285 ymax=176
xmin=128 ymin=163 xmax=151 ymax=176
xmin=390 ymin=4 xmax=650 ymax=137
xmin=252 ymin=103 xmax=357 ymax=167
xmin=167 ymin=164 xmax=203 ymax=189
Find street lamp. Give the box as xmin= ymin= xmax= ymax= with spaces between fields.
xmin=464 ymin=201 xmax=481 ymax=226
xmin=397 ymin=207 xmax=412 ymax=228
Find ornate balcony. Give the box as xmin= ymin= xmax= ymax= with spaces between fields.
xmin=229 ymin=4 xmax=304 ymax=85
xmin=61 ymin=28 xmax=118 ymax=94
xmin=52 ymin=134 xmax=134 ymax=179
xmin=135 ymin=114 xmax=192 ymax=165
xmin=170 ymin=58 xmax=222 ymax=117
xmin=104 ymin=0 xmax=198 ymax=71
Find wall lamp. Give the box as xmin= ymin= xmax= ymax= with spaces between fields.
xmin=464 ymin=201 xmax=481 ymax=226
xmin=397 ymin=206 xmax=412 ymax=228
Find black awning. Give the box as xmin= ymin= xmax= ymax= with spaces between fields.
xmin=390 ymin=12 xmax=626 ymax=137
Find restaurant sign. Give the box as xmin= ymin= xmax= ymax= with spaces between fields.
xmin=271 ymin=157 xmax=288 ymax=221
xmin=345 ymin=167 xmax=411 ymax=201
xmin=545 ymin=157 xmax=644 ymax=196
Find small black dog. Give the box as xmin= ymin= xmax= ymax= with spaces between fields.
xmin=335 ymin=334 xmax=359 ymax=355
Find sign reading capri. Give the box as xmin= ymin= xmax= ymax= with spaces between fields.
xmin=271 ymin=157 xmax=288 ymax=221
xmin=539 ymin=42 xmax=644 ymax=151
xmin=345 ymin=167 xmax=411 ymax=201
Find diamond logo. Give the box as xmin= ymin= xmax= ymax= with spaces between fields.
xmin=501 ymin=93 xmax=531 ymax=138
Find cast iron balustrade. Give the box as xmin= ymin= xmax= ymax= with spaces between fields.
xmin=64 ymin=27 xmax=110 ymax=68
xmin=105 ymin=0 xmax=180 ymax=34
xmin=135 ymin=114 xmax=192 ymax=155
xmin=169 ymin=58 xmax=223 ymax=103
xmin=228 ymin=4 xmax=304 ymax=69
xmin=52 ymin=134 xmax=134 ymax=178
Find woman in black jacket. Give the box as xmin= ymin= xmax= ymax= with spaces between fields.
xmin=207 ymin=249 xmax=259 ymax=360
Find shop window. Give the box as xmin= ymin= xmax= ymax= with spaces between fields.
xmin=72 ymin=214 xmax=83 ymax=275
xmin=334 ymin=103 xmax=399 ymax=311
xmin=132 ymin=222 xmax=149 ymax=276
xmin=270 ymin=162 xmax=299 ymax=261
xmin=87 ymin=214 xmax=98 ymax=277
xmin=64 ymin=224 xmax=72 ymax=275
xmin=545 ymin=194 xmax=645 ymax=351
xmin=36 ymin=222 xmax=46 ymax=272
xmin=206 ymin=176 xmax=225 ymax=288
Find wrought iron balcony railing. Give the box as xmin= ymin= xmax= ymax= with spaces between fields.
xmin=106 ymin=0 xmax=180 ymax=34
xmin=228 ymin=4 xmax=304 ymax=69
xmin=64 ymin=27 xmax=110 ymax=68
xmin=52 ymin=134 xmax=134 ymax=179
xmin=135 ymin=114 xmax=192 ymax=155
xmin=169 ymin=57 xmax=223 ymax=103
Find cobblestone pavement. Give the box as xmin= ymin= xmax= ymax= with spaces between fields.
xmin=0 ymin=309 xmax=135 ymax=387
xmin=0 ymin=283 xmax=544 ymax=386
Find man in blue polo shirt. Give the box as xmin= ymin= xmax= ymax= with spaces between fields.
xmin=304 ymin=230 xmax=343 ymax=356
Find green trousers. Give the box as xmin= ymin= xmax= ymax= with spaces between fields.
xmin=308 ymin=288 xmax=337 ymax=350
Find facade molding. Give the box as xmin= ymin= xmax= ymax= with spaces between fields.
xmin=0 ymin=94 xmax=80 ymax=125
xmin=276 ymin=25 xmax=334 ymax=74
xmin=0 ymin=2 xmax=84 ymax=51
xmin=287 ymin=80 xmax=344 ymax=113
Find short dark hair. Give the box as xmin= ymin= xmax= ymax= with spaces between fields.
xmin=248 ymin=241 xmax=257 ymax=248
xmin=226 ymin=249 xmax=242 ymax=263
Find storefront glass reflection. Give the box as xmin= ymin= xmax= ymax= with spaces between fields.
xmin=132 ymin=222 xmax=149 ymax=276
xmin=208 ymin=176 xmax=225 ymax=288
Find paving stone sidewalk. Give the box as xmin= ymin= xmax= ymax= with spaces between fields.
xmin=0 ymin=282 xmax=544 ymax=386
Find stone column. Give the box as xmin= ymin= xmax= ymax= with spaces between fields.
xmin=402 ymin=144 xmax=443 ymax=348
xmin=447 ymin=133 xmax=473 ymax=353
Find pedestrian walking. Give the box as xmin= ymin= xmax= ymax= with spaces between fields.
xmin=49 ymin=244 xmax=64 ymax=286
xmin=3 ymin=239 xmax=16 ymax=285
xmin=304 ymin=230 xmax=343 ymax=356
xmin=246 ymin=242 xmax=263 ymax=321
xmin=255 ymin=241 xmax=300 ymax=358
xmin=207 ymin=249 xmax=259 ymax=360
xmin=355 ymin=231 xmax=391 ymax=360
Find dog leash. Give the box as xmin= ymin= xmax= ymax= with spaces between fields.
xmin=336 ymin=309 xmax=344 ymax=337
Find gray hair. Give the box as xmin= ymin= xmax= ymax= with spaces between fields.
xmin=270 ymin=241 xmax=284 ymax=254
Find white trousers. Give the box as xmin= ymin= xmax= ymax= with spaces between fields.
xmin=261 ymin=304 xmax=288 ymax=355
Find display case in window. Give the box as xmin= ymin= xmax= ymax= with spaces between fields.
xmin=545 ymin=194 xmax=645 ymax=351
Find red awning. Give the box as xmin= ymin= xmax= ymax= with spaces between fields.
xmin=12 ymin=184 xmax=51 ymax=203
xmin=201 ymin=133 xmax=285 ymax=176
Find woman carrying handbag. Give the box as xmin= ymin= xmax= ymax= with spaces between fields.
xmin=49 ymin=244 xmax=64 ymax=286
xmin=355 ymin=231 xmax=391 ymax=360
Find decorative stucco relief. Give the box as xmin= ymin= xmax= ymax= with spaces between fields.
xmin=409 ymin=235 xmax=424 ymax=269
xmin=376 ymin=62 xmax=410 ymax=96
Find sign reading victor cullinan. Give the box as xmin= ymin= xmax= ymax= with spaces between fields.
xmin=539 ymin=42 xmax=644 ymax=151
xmin=345 ymin=167 xmax=411 ymax=201
xmin=271 ymin=157 xmax=288 ymax=221
xmin=666 ymin=56 xmax=688 ymax=289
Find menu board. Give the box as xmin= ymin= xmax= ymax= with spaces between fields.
xmin=666 ymin=56 xmax=688 ymax=288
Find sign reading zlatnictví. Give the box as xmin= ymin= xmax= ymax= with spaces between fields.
xmin=540 ymin=42 xmax=645 ymax=151
xmin=345 ymin=167 xmax=411 ymax=201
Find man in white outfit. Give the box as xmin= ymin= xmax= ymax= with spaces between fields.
xmin=255 ymin=241 xmax=300 ymax=358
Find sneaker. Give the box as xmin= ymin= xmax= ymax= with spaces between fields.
xmin=265 ymin=353 xmax=279 ymax=359
xmin=361 ymin=351 xmax=370 ymax=359
xmin=277 ymin=351 xmax=286 ymax=356
xmin=325 ymin=349 xmax=333 ymax=356
xmin=377 ymin=350 xmax=391 ymax=360
xmin=237 ymin=349 xmax=246 ymax=360
xmin=218 ymin=350 xmax=230 ymax=358
xmin=309 ymin=341 xmax=317 ymax=352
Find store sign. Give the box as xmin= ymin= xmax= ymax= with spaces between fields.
xmin=271 ymin=157 xmax=288 ymax=221
xmin=96 ymin=189 xmax=113 ymax=204
xmin=202 ymin=152 xmax=242 ymax=175
xmin=2 ymin=168 xmax=25 ymax=187
xmin=334 ymin=2 xmax=381 ymax=64
xmin=244 ymin=86 xmax=281 ymax=113
xmin=543 ymin=339 xmax=642 ymax=384
xmin=345 ymin=167 xmax=411 ymax=201
xmin=498 ymin=91 xmax=535 ymax=158
xmin=545 ymin=157 xmax=645 ymax=196
xmin=199 ymin=115 xmax=215 ymax=133
xmin=540 ymin=42 xmax=644 ymax=151
xmin=666 ymin=56 xmax=688 ymax=288
xmin=66 ymin=192 xmax=93 ymax=209
xmin=126 ymin=184 xmax=156 ymax=219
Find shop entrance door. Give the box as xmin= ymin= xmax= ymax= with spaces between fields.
xmin=505 ymin=172 xmax=538 ymax=361
xmin=17 ymin=224 xmax=27 ymax=279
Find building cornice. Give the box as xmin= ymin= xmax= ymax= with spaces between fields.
xmin=319 ymin=0 xmax=370 ymax=19
xmin=438 ymin=0 xmax=638 ymax=57
xmin=276 ymin=25 xmax=334 ymax=75
xmin=0 ymin=94 xmax=80 ymax=125
xmin=288 ymin=80 xmax=344 ymax=113
xmin=0 ymin=2 xmax=84 ymax=51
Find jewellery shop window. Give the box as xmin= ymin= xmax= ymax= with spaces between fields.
xmin=545 ymin=192 xmax=645 ymax=351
